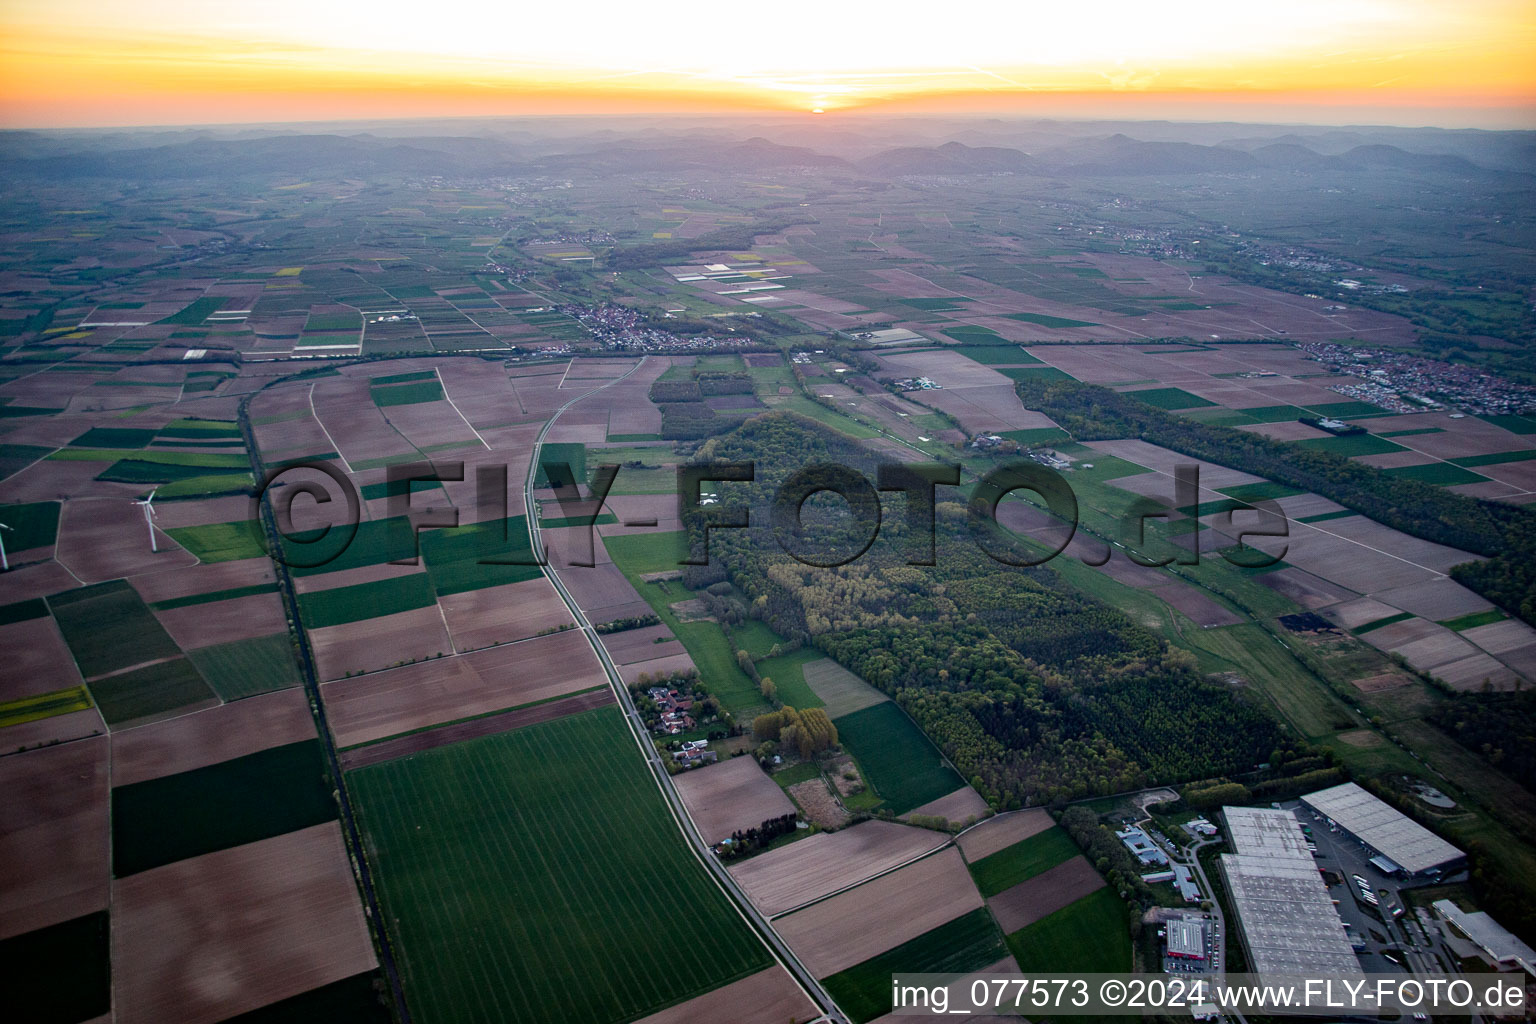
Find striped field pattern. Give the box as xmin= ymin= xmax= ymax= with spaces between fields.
xmin=348 ymin=705 xmax=773 ymax=1024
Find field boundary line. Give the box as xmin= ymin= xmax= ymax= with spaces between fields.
xmin=433 ymin=367 xmax=490 ymax=450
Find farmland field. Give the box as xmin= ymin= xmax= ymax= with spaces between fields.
xmin=111 ymin=738 xmax=337 ymax=876
xmin=967 ymin=825 xmax=1080 ymax=897
xmin=833 ymin=701 xmax=964 ymax=815
xmin=3 ymin=910 xmax=111 ymax=1024
xmin=89 ymin=657 xmax=216 ymax=725
xmin=187 ymin=633 xmax=303 ymax=700
xmin=348 ymin=705 xmax=774 ymax=1024
xmin=165 ymin=520 xmax=266 ymax=563
xmin=820 ymin=907 xmax=1008 ymax=1024
xmin=47 ymin=580 xmax=182 ymax=679
xmin=297 ymin=573 xmax=437 ymax=628
xmin=0 ymin=684 xmax=92 ymax=728
xmin=1004 ymin=886 xmax=1131 ymax=973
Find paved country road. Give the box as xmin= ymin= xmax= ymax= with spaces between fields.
xmin=523 ymin=355 xmax=848 ymax=1024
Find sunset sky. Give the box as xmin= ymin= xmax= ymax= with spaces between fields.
xmin=2 ymin=0 xmax=1533 ymax=128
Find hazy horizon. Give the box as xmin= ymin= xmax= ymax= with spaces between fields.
xmin=2 ymin=0 xmax=1532 ymax=130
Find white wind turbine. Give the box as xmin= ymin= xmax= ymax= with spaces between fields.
xmin=0 ymin=521 xmax=11 ymax=571
xmin=134 ymin=489 xmax=159 ymax=553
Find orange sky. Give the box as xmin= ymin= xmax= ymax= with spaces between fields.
xmin=2 ymin=0 xmax=1534 ymax=128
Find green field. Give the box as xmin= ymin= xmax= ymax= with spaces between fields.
xmin=727 ymin=620 xmax=784 ymax=659
xmin=3 ymin=910 xmax=111 ymax=1024
xmin=1450 ymin=449 xmax=1536 ymax=468
xmin=1353 ymin=611 xmax=1414 ymax=635
xmin=0 ymin=685 xmax=93 ymax=728
xmin=1126 ymin=386 xmax=1216 ymax=410
xmin=165 ymin=520 xmax=266 ymax=562
xmin=1383 ymin=462 xmax=1487 ymax=486
xmin=1439 ymin=608 xmax=1507 ymax=632
xmin=111 ymin=739 xmax=337 ymax=876
xmin=1002 ymin=312 xmax=1099 ymax=329
xmin=951 ymin=344 xmax=1042 ymax=366
xmin=534 ymin=441 xmax=588 ymax=489
xmin=160 ymin=418 xmax=241 ymax=439
xmin=68 ymin=427 xmax=156 ymax=448
xmin=187 ymin=633 xmax=304 ymax=700
xmin=967 ymin=826 xmax=1080 ymax=898
xmin=1479 ymin=413 xmax=1536 ymax=434
xmin=1302 ymin=400 xmax=1390 ymax=420
xmin=1004 ymin=887 xmax=1131 ymax=973
xmin=297 ymin=573 xmax=438 ymax=629
xmin=348 ymin=705 xmax=774 ymax=1024
xmin=371 ymin=370 xmax=438 ymax=386
xmin=833 ymin=701 xmax=963 ymax=815
xmin=54 ymin=447 xmax=248 ymax=468
xmin=47 ymin=580 xmax=182 ymax=679
xmin=0 ymin=500 xmax=59 ymax=550
xmin=998 ymin=366 xmax=1073 ymax=382
xmin=284 ymin=516 xmax=414 ymax=577
xmin=152 ymin=471 xmax=255 ymax=498
xmin=88 ymin=657 xmax=216 ymax=725
xmin=941 ymin=325 xmax=1004 ymax=343
xmin=419 ymin=515 xmax=544 ymax=595
xmin=0 ymin=597 xmax=47 ymax=626
xmin=1292 ymin=432 xmax=1405 ymax=457
xmin=360 ymin=478 xmax=444 ymax=503
xmin=152 ymin=584 xmax=279 ymax=613
xmin=371 ymin=380 xmax=445 ymax=407
xmin=751 ymin=646 xmax=825 ymax=711
xmin=821 ymin=908 xmax=1008 ymax=1023
xmin=158 ymin=296 xmax=227 ymax=325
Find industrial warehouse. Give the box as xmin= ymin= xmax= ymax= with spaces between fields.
xmin=1300 ymin=782 xmax=1466 ymax=879
xmin=1219 ymin=806 xmax=1362 ymax=976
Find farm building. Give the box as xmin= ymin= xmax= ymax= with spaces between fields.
xmin=1299 ymin=782 xmax=1465 ymax=878
xmin=1219 ymin=806 xmax=1360 ymax=976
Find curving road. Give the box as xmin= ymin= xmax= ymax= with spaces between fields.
xmin=522 ymin=356 xmax=846 ymax=1024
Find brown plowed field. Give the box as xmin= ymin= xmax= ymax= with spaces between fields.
xmin=956 ymin=808 xmax=1054 ymax=862
xmin=729 ymin=819 xmax=949 ymax=917
xmin=154 ymin=591 xmax=288 ymax=649
xmin=902 ymin=786 xmax=989 ymax=827
xmin=307 ymin=604 xmax=453 ymax=681
xmin=130 ymin=557 xmax=275 ymax=603
xmin=630 ymin=966 xmax=816 ymax=1024
xmin=987 ymin=855 xmax=1105 ymax=934
xmin=111 ymin=688 xmax=315 ymax=787
xmin=438 ymin=577 xmax=573 ymax=651
xmin=0 ymin=735 xmax=109 ymax=940
xmin=773 ymin=847 xmax=981 ymax=976
xmin=112 ymin=822 xmax=376 ymax=1024
xmin=321 ymin=627 xmax=605 ymax=746
xmin=338 ymin=687 xmax=612 ymax=770
xmin=618 ymin=653 xmax=699 ymax=685
xmin=0 ymin=615 xmax=85 ymax=700
xmin=601 ymin=623 xmax=685 ymax=664
xmin=674 ymin=754 xmax=797 ymax=845
xmin=55 ymin=497 xmax=199 ymax=583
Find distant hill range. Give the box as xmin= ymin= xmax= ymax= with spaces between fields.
xmin=0 ymin=118 xmax=1527 ymax=181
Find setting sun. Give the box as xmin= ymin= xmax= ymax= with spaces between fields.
xmin=1 ymin=0 xmax=1533 ymax=126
